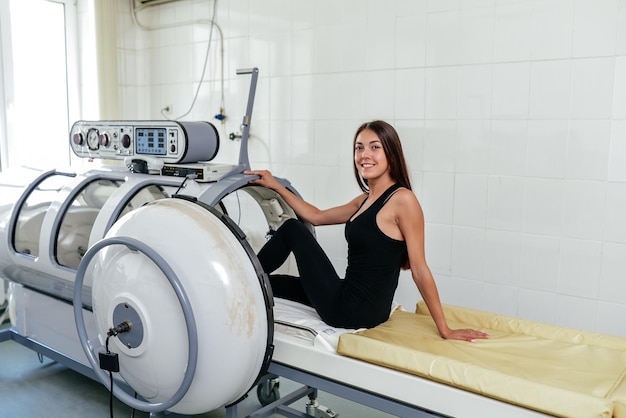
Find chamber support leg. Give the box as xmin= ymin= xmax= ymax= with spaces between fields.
xmin=247 ymin=385 xmax=315 ymax=418
xmin=225 ymin=403 xmax=239 ymax=418
xmin=305 ymin=388 xmax=339 ymax=418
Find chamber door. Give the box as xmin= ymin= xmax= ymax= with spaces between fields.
xmin=84 ymin=197 xmax=272 ymax=414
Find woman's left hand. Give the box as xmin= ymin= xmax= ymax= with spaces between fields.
xmin=443 ymin=328 xmax=489 ymax=342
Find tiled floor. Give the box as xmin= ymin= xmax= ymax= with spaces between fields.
xmin=0 ymin=318 xmax=394 ymax=418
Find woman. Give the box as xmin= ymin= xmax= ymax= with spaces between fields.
xmin=246 ymin=120 xmax=488 ymax=342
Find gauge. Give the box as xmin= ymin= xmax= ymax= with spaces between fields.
xmin=87 ymin=128 xmax=99 ymax=150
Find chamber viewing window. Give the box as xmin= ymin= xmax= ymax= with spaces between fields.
xmin=13 ymin=174 xmax=76 ymax=257
xmin=116 ymin=184 xmax=173 ymax=221
xmin=55 ymin=179 xmax=125 ymax=269
xmin=56 ymin=182 xmax=179 ymax=269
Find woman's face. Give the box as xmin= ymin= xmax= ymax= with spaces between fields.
xmin=354 ymin=129 xmax=389 ymax=181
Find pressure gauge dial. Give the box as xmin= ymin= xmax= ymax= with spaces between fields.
xmin=87 ymin=128 xmax=99 ymax=150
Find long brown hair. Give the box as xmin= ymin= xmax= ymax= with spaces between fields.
xmin=352 ymin=120 xmax=412 ymax=193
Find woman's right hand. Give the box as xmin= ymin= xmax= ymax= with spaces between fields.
xmin=245 ymin=169 xmax=281 ymax=190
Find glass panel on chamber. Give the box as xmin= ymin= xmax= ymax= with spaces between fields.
xmin=217 ymin=186 xmax=300 ymax=276
xmin=56 ymin=179 xmax=125 ymax=269
xmin=117 ymin=184 xmax=174 ymax=220
xmin=218 ymin=188 xmax=274 ymax=253
xmin=13 ymin=174 xmax=76 ymax=257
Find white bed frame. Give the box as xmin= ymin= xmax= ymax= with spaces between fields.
xmin=229 ymin=330 xmax=552 ymax=418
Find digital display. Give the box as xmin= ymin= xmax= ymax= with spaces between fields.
xmin=136 ymin=128 xmax=167 ymax=155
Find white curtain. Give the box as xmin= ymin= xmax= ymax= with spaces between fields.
xmin=94 ymin=0 xmax=120 ymax=119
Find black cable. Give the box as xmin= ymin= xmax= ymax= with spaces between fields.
xmin=106 ymin=335 xmax=114 ymax=418
xmin=174 ymin=176 xmax=189 ymax=195
xmin=101 ymin=321 xmax=132 ymax=418
xmin=109 ymin=371 xmax=114 ymax=418
xmin=131 ymin=392 xmax=138 ymax=418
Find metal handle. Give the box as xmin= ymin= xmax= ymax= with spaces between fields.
xmin=236 ymin=68 xmax=256 ymax=75
xmin=73 ymin=236 xmax=198 ymax=413
xmin=220 ymin=67 xmax=259 ymax=179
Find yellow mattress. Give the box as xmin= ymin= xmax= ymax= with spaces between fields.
xmin=336 ymin=303 xmax=626 ymax=418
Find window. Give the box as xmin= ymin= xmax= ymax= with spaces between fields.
xmin=0 ymin=0 xmax=79 ymax=171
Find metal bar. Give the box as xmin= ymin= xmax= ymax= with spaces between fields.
xmin=0 ymin=326 xmax=13 ymax=343
xmin=224 ymin=403 xmax=238 ymax=418
xmin=237 ymin=67 xmax=258 ymax=171
xmin=221 ymin=67 xmax=259 ymax=180
xmin=268 ymin=362 xmax=449 ymax=418
xmin=0 ymin=327 xmax=97 ymax=380
xmin=247 ymin=385 xmax=315 ymax=418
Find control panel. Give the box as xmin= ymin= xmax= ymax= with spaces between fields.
xmin=70 ymin=120 xmax=219 ymax=164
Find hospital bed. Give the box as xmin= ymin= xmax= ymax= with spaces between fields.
xmin=264 ymin=299 xmax=543 ymax=418
xmin=2 ymin=67 xmax=625 ymax=418
xmin=258 ymin=298 xmax=626 ymax=418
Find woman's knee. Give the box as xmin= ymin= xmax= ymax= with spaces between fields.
xmin=279 ymin=218 xmax=310 ymax=236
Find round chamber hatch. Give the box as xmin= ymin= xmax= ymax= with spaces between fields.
xmin=88 ymin=197 xmax=273 ymax=415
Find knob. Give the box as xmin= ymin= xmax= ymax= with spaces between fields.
xmin=122 ymin=134 xmax=131 ymax=148
xmin=99 ymin=132 xmax=110 ymax=147
xmin=73 ymin=132 xmax=84 ymax=145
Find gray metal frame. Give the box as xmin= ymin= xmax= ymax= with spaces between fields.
xmin=221 ymin=361 xmax=448 ymax=418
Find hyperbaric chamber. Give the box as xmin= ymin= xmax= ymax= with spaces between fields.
xmin=0 ymin=68 xmax=307 ymax=414
xmin=0 ymin=164 xmax=306 ymax=414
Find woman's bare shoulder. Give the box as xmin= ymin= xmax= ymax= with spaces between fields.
xmin=391 ymin=187 xmax=421 ymax=206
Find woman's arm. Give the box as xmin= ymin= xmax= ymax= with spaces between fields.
xmin=245 ymin=170 xmax=365 ymax=226
xmin=395 ymin=190 xmax=489 ymax=342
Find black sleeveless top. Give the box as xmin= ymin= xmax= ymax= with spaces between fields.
xmin=337 ymin=183 xmax=408 ymax=328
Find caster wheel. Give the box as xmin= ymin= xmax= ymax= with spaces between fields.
xmin=257 ymin=379 xmax=280 ymax=406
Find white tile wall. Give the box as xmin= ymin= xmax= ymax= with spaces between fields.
xmin=491 ymin=63 xmax=530 ymax=119
xmin=456 ymin=120 xmax=490 ymax=173
xmin=566 ymin=120 xmax=611 ymax=180
xmin=486 ymin=175 xmax=524 ymax=231
xmin=484 ymin=230 xmax=521 ymax=286
xmin=528 ymin=60 xmax=571 ymax=119
xmin=599 ymin=242 xmax=626 ymax=303
xmin=494 ymin=1 xmax=533 ymax=62
xmin=422 ymin=172 xmax=454 ymax=224
xmin=561 ymin=180 xmax=606 ymax=241
xmin=570 ymin=58 xmax=615 ymax=119
xmin=572 ymin=0 xmax=620 ymax=58
xmin=609 ymin=120 xmax=626 ymax=181
xmin=489 ymin=120 xmax=527 ymax=175
xmin=459 ymin=7 xmax=494 ymax=65
xmin=112 ymin=0 xmax=626 ymax=337
xmin=458 ymin=66 xmax=492 ymax=119
xmin=453 ymin=174 xmax=488 ymax=228
xmin=605 ymin=182 xmax=626 ymax=244
xmin=526 ymin=120 xmax=568 ymax=178
xmin=424 ymin=223 xmax=453 ymax=276
xmin=451 ymin=226 xmax=486 ymax=281
xmin=531 ymin=0 xmax=573 ymax=60
xmin=523 ymin=178 xmax=564 ymax=236
xmin=483 ymin=282 xmax=518 ymax=317
xmin=423 ymin=120 xmax=456 ymax=171
xmin=558 ymin=238 xmax=602 ymax=298
xmin=426 ymin=10 xmax=459 ymax=66
xmin=425 ymin=67 xmax=458 ymax=119
xmin=520 ymin=234 xmax=560 ymax=292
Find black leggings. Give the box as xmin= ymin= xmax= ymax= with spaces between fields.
xmin=257 ymin=219 xmax=342 ymax=324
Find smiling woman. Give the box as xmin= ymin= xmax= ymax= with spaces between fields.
xmin=246 ymin=120 xmax=489 ymax=342
xmin=0 ymin=0 xmax=80 ymax=171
